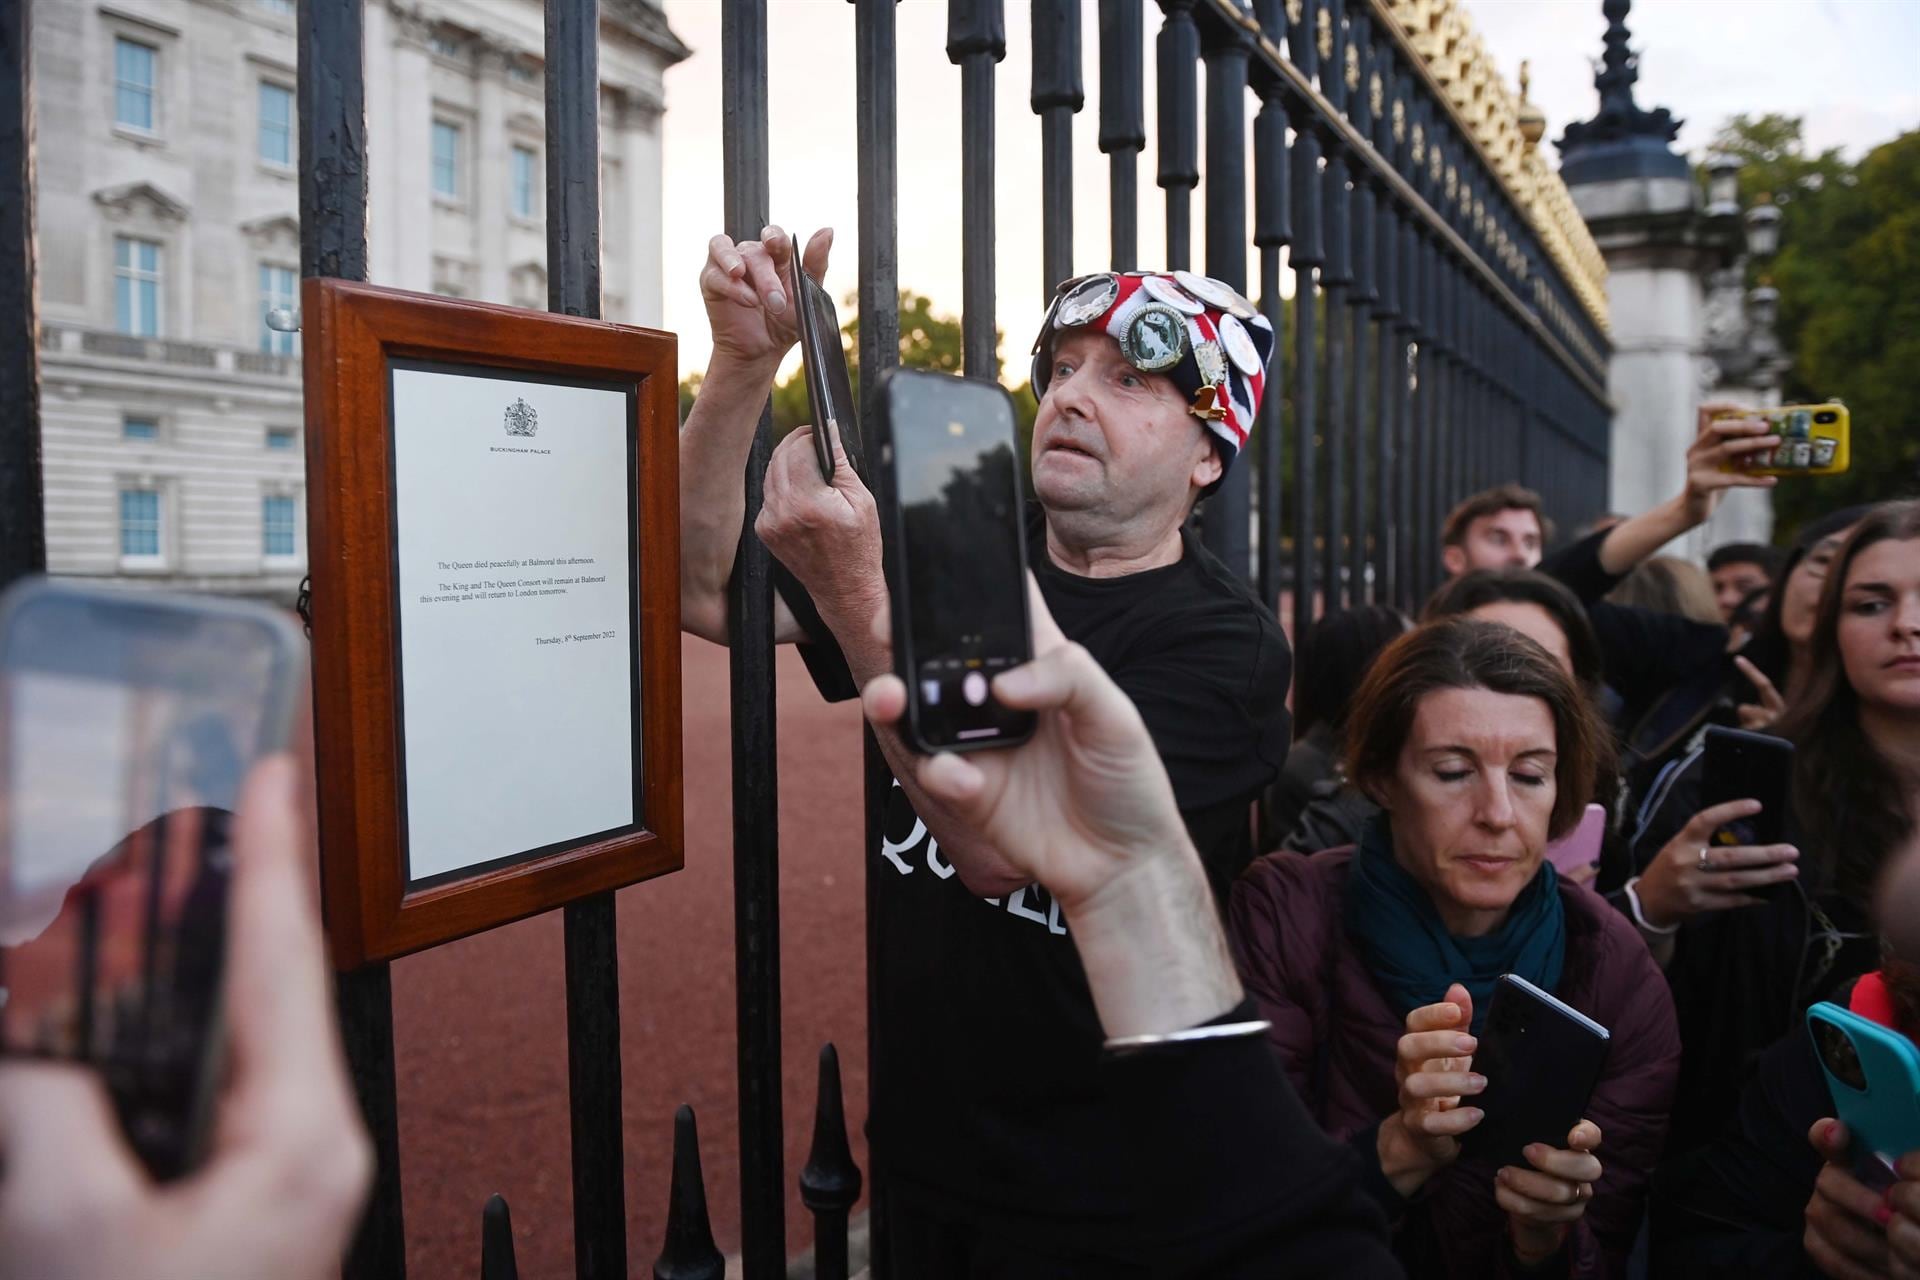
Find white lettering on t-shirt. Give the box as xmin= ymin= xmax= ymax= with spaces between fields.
xmin=880 ymin=778 xmax=1067 ymax=937
xmin=879 ymin=814 xmax=925 ymax=875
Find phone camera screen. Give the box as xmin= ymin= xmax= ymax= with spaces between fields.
xmin=893 ymin=377 xmax=1028 ymax=745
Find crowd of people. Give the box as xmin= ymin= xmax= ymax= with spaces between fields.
xmin=5 ymin=227 xmax=1919 ymax=1279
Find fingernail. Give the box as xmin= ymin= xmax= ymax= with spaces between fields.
xmin=768 ymin=290 xmax=786 ymax=313
xmin=1455 ymin=1036 xmax=1476 ymax=1054
xmin=1467 ymin=1073 xmax=1487 ymax=1091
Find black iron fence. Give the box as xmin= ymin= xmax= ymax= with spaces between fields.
xmin=1 ymin=0 xmax=1611 ymax=1276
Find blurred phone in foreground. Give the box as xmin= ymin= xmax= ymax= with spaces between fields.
xmin=873 ymin=368 xmax=1035 ymax=754
xmin=1545 ymin=803 xmax=1607 ymax=878
xmin=0 ymin=578 xmax=304 ymax=1179
xmin=1715 ymin=403 xmax=1851 ymax=477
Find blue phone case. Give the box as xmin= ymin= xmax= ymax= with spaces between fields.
xmin=1807 ymin=1001 xmax=1920 ymax=1187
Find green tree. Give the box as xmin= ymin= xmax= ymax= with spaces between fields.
xmin=1709 ymin=118 xmax=1920 ymax=536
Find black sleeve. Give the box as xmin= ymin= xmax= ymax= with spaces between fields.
xmin=1111 ymin=1000 xmax=1402 ymax=1277
xmin=1586 ymin=602 xmax=1729 ymax=728
xmin=1647 ymin=1028 xmax=1830 ymax=1276
xmin=769 ymin=559 xmax=860 ymax=703
xmin=1540 ymin=528 xmax=1621 ymax=606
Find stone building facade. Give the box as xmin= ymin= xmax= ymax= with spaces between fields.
xmin=32 ymin=0 xmax=686 ymax=599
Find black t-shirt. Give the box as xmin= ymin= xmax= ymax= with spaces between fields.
xmin=773 ymin=507 xmax=1293 ymax=1224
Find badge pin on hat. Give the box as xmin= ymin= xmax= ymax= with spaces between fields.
xmin=1056 ymin=274 xmax=1120 ymax=328
xmin=1123 ymin=304 xmax=1189 ymax=372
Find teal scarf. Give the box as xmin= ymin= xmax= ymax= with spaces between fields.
xmin=1343 ymin=814 xmax=1565 ymax=1034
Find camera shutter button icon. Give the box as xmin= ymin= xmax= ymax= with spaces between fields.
xmin=962 ymin=671 xmax=990 ymax=707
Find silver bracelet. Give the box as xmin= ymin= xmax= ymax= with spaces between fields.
xmin=1103 ymin=1018 xmax=1272 ymax=1055
xmin=1624 ymin=876 xmax=1681 ymax=936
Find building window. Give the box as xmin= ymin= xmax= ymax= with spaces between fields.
xmin=258 ymin=0 xmax=295 ymax=15
xmin=507 ymin=59 xmax=536 ymax=85
xmin=114 ymin=236 xmax=163 ymax=337
xmin=511 ymin=145 xmax=538 ymax=219
xmin=429 ymin=32 xmax=461 ymax=59
xmin=258 ymin=82 xmax=293 ymax=166
xmin=259 ymin=264 xmax=297 ymax=354
xmin=266 ymin=426 xmax=297 ymax=450
xmin=119 ymin=488 xmax=162 ymax=560
xmin=431 ymin=120 xmax=461 ymax=199
xmin=263 ymin=495 xmax=297 ymax=558
xmin=123 ymin=416 xmax=158 ymax=441
xmin=114 ymin=37 xmax=157 ymax=132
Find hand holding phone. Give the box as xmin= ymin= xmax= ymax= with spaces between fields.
xmin=1713 ymin=404 xmax=1851 ymax=477
xmin=1808 ymin=1001 xmax=1920 ymax=1193
xmin=1463 ymin=974 xmax=1611 ymax=1173
xmin=0 ymin=579 xmax=305 ymax=1179
xmin=874 ymin=369 xmax=1035 ymax=753
xmin=789 ymin=232 xmax=861 ymax=484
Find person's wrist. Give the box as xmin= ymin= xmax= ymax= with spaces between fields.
xmin=1634 ymin=868 xmax=1682 ymax=930
xmin=1065 ymin=842 xmax=1242 ymax=1039
xmin=1377 ymin=1112 xmax=1441 ymax=1197
xmin=1509 ymin=1218 xmax=1569 ymax=1268
xmin=705 ymin=345 xmax=784 ymax=390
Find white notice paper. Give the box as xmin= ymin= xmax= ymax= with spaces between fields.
xmin=390 ymin=363 xmax=636 ymax=882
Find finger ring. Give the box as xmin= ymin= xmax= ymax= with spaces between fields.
xmin=1698 ymin=847 xmax=1711 ymax=872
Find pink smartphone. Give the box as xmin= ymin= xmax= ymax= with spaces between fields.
xmin=1546 ymin=803 xmax=1607 ymax=876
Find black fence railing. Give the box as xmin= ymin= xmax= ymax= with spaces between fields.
xmin=1 ymin=0 xmax=1612 ymax=1277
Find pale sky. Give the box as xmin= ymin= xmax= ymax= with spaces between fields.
xmin=657 ymin=0 xmax=1920 ymax=380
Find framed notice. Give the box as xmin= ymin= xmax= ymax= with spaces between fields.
xmin=302 ymin=280 xmax=681 ymax=967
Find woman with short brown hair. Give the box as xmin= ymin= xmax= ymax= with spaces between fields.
xmin=1231 ymin=618 xmax=1681 ymax=1277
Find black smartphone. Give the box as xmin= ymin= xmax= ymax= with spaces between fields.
xmin=790 ymin=236 xmax=862 ymax=484
xmin=0 ymin=578 xmax=305 ymax=1180
xmin=874 ymin=368 xmax=1036 ymax=754
xmin=1700 ymin=724 xmax=1794 ymax=847
xmin=1463 ymin=974 xmax=1611 ymax=1171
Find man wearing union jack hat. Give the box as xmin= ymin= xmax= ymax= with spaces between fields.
xmin=678 ymin=231 xmax=1322 ymax=1273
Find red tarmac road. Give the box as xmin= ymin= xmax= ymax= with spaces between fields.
xmin=391 ymin=636 xmax=870 ymax=1277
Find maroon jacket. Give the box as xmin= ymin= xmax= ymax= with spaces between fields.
xmin=1229 ymin=848 xmax=1681 ymax=1279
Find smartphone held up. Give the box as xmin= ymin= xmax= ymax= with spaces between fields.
xmin=0 ymin=579 xmax=305 ymax=1179
xmin=874 ymin=369 xmax=1036 ymax=754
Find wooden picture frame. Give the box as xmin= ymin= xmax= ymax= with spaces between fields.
xmin=301 ymin=280 xmax=681 ymax=968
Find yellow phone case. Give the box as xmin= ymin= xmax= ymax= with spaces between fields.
xmin=1717 ymin=404 xmax=1851 ymax=477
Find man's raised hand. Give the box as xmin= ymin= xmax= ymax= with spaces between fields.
xmin=700 ymin=226 xmax=833 ymax=369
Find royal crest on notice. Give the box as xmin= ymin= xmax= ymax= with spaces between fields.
xmin=504 ymin=396 xmax=538 ymax=438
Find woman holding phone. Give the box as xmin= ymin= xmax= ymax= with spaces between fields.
xmin=1633 ymin=501 xmax=1920 ymax=1158
xmin=1230 ymin=619 xmax=1681 ymax=1277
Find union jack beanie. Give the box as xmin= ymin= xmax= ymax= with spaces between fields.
xmin=1029 ymin=270 xmax=1275 ymax=488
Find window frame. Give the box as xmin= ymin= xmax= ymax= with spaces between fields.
xmin=262 ymin=492 xmax=299 ymax=562
xmin=431 ymin=118 xmax=463 ymax=202
xmin=259 ymin=262 xmax=299 ymax=355
xmin=112 ymin=36 xmax=158 ymax=135
xmin=510 ymin=144 xmax=540 ymax=221
xmin=113 ymin=235 xmax=164 ymax=338
xmin=117 ymin=485 xmax=166 ymax=568
xmin=257 ymin=79 xmax=294 ymax=169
